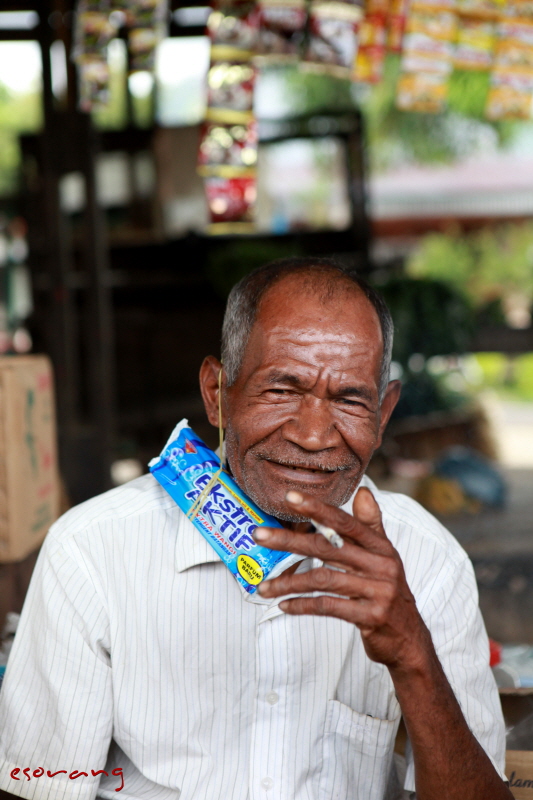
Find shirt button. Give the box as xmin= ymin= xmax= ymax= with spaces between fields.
xmin=261 ymin=777 xmax=274 ymax=790
xmin=266 ymin=691 xmax=279 ymax=705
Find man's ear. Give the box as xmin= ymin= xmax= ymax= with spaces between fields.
xmin=376 ymin=379 xmax=401 ymax=448
xmin=199 ymin=356 xmax=225 ymax=429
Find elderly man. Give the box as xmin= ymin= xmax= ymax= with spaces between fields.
xmin=0 ymin=257 xmax=510 ymax=800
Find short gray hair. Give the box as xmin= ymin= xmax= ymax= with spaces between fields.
xmin=221 ymin=256 xmax=394 ymax=402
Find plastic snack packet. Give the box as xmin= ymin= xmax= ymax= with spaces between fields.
xmin=149 ymin=420 xmax=303 ymax=594
xmin=256 ymin=0 xmax=307 ymax=60
xmin=206 ymin=55 xmax=256 ymax=123
xmin=387 ymin=0 xmax=409 ymax=52
xmin=128 ymin=26 xmax=160 ymax=70
xmin=353 ymin=12 xmax=387 ymax=82
xmin=304 ymin=0 xmax=363 ymax=78
xmin=454 ymin=18 xmax=495 ymax=70
xmin=204 ymin=174 xmax=256 ymax=233
xmin=396 ymin=71 xmax=449 ymax=111
xmin=208 ymin=2 xmax=260 ymax=53
xmin=78 ymin=59 xmax=111 ymax=112
xmin=198 ymin=120 xmax=258 ymax=174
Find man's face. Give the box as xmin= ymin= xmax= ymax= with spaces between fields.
xmin=217 ymin=276 xmax=398 ymax=523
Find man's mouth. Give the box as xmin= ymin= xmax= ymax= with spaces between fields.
xmin=259 ymin=457 xmax=348 ymax=484
xmin=274 ymin=462 xmax=335 ymax=474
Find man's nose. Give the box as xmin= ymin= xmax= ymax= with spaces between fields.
xmin=281 ymin=395 xmax=340 ymax=452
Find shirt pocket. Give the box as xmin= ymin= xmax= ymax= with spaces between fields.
xmin=318 ymin=699 xmax=401 ymax=800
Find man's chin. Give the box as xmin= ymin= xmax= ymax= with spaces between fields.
xmin=242 ymin=477 xmax=357 ymax=525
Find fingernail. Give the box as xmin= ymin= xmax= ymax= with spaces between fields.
xmin=279 ymin=600 xmax=289 ymax=612
xmin=286 ymin=490 xmax=303 ymax=505
xmin=257 ymin=580 xmax=271 ymax=595
xmin=253 ymin=528 xmax=269 ymax=542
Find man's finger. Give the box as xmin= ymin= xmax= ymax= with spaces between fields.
xmin=253 ymin=526 xmax=393 ymax=582
xmin=285 ymin=489 xmax=390 ymax=554
xmin=352 ymin=487 xmax=387 ymax=539
xmin=278 ymin=594 xmax=377 ymax=629
xmin=258 ymin=566 xmax=378 ymax=601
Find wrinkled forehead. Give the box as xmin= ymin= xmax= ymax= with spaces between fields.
xmin=255 ymin=272 xmax=383 ymax=341
xmin=240 ymin=273 xmax=384 ymax=376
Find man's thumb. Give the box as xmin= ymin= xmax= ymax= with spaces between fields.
xmin=353 ymin=487 xmax=382 ymax=532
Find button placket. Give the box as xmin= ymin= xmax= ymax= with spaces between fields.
xmin=250 ymin=614 xmax=291 ymax=799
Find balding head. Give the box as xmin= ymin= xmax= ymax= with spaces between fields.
xmin=221 ymin=257 xmax=394 ymax=402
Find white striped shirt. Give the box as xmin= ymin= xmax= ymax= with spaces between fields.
xmin=0 ymin=472 xmax=506 ymax=800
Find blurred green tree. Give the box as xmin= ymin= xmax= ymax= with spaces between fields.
xmin=407 ymin=223 xmax=533 ymax=309
xmin=0 ymin=81 xmax=42 ymax=197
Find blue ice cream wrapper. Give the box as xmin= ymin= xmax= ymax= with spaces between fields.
xmin=149 ymin=419 xmax=302 ymax=594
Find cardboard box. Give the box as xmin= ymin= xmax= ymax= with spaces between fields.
xmin=507 ymin=751 xmax=533 ymax=799
xmin=501 ymin=689 xmax=533 ymax=799
xmin=0 ymin=355 xmax=60 ymax=563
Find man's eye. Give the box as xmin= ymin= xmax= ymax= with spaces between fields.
xmin=338 ymin=398 xmax=364 ymax=407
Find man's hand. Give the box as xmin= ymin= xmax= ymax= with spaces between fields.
xmin=254 ymin=487 xmax=513 ymax=800
xmin=254 ymin=486 xmax=432 ymax=671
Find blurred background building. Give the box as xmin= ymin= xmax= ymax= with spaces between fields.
xmin=2 ymin=0 xmax=533 ymax=730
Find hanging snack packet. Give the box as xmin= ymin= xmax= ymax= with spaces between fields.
xmin=73 ymin=9 xmax=118 ymax=62
xmin=130 ymin=0 xmax=167 ymax=27
xmin=353 ymin=12 xmax=387 ymax=82
xmin=304 ymin=1 xmax=363 ymax=78
xmin=205 ymin=174 xmax=257 ymax=233
xmin=128 ymin=26 xmax=160 ymax=70
xmin=83 ymin=0 xmax=111 ymax=10
xmin=396 ymin=71 xmax=449 ymax=111
xmin=198 ymin=121 xmax=258 ymax=175
xmin=456 ymin=0 xmax=504 ymax=20
xmin=505 ymin=0 xmax=533 ymax=20
xmin=208 ymin=2 xmax=260 ymax=54
xmin=256 ymin=0 xmax=307 ymax=59
xmin=397 ymin=2 xmax=456 ymax=111
xmin=206 ymin=54 xmax=256 ymax=123
xmin=150 ymin=420 xmax=303 ymax=593
xmin=387 ymin=0 xmax=409 ymax=52
xmin=78 ymin=59 xmax=111 ymax=112
xmin=486 ymin=17 xmax=533 ymax=118
xmin=494 ymin=20 xmax=533 ymax=71
xmin=486 ymin=71 xmax=533 ymax=117
xmin=454 ymin=18 xmax=495 ymax=69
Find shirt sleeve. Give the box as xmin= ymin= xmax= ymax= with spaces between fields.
xmin=403 ymin=554 xmax=507 ymax=793
xmin=0 ymin=531 xmax=113 ymax=800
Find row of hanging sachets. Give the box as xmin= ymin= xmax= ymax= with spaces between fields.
xmin=73 ymin=0 xmax=167 ymax=112
xmin=199 ymin=1 xmax=259 ymax=234
xmin=487 ymin=1 xmax=533 ymax=119
xmin=396 ymin=0 xmax=533 ymax=118
xmin=199 ymin=0 xmax=366 ymax=234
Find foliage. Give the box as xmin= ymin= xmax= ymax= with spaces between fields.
xmin=92 ymin=61 xmax=128 ymax=131
xmin=358 ymin=56 xmax=520 ymax=172
xmin=281 ymin=66 xmax=356 ymax=116
xmin=0 ymin=82 xmax=42 ymax=197
xmin=406 ymin=223 xmax=533 ymax=307
xmin=206 ymin=238 xmax=301 ymax=297
xmin=377 ymin=275 xmax=475 ymax=365
xmin=391 ymin=367 xmax=468 ymax=419
xmin=473 ymin=352 xmax=533 ymax=402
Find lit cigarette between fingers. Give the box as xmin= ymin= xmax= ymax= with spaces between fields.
xmin=310 ymin=519 xmax=344 ymax=549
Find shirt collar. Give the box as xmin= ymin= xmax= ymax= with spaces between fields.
xmin=175 ymin=511 xmax=222 ymax=574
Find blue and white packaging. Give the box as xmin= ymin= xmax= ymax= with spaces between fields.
xmin=149 ymin=419 xmax=302 ymax=593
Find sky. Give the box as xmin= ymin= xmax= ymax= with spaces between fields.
xmin=0 ymin=42 xmax=41 ymax=94
xmin=0 ymin=37 xmax=211 ymax=98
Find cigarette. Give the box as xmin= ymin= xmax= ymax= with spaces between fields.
xmin=310 ymin=519 xmax=344 ymax=549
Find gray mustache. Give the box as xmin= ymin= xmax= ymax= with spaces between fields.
xmin=252 ymin=451 xmax=357 ymax=473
